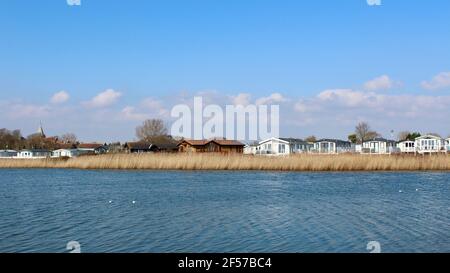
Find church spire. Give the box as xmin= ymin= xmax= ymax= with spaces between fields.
xmin=37 ymin=121 xmax=46 ymax=138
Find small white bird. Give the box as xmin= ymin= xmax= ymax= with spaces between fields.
xmin=399 ymin=190 xmax=403 ymax=193
xmin=108 ymin=200 xmax=113 ymax=204
xmin=416 ymin=189 xmax=419 ymax=192
xmin=132 ymin=201 xmax=136 ymax=204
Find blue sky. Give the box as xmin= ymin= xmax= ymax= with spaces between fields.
xmin=1 ymin=0 xmax=450 ymax=141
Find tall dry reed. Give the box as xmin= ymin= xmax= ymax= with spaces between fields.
xmin=0 ymin=153 xmax=449 ymax=171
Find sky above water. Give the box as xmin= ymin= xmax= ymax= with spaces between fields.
xmin=1 ymin=0 xmax=449 ymax=142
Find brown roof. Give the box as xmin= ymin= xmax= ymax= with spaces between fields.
xmin=211 ymin=139 xmax=245 ymax=146
xmin=77 ymin=143 xmax=104 ymax=149
xmin=178 ymin=139 xmax=244 ymax=147
xmin=178 ymin=140 xmax=209 ymax=146
xmin=44 ymin=136 xmax=59 ymax=143
xmin=56 ymin=143 xmax=77 ymax=149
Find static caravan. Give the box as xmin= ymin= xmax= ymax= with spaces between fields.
xmin=446 ymin=138 xmax=450 ymax=152
xmin=77 ymin=143 xmax=107 ymax=155
xmin=52 ymin=149 xmax=81 ymax=158
xmin=397 ymin=141 xmax=415 ymax=153
xmin=414 ymin=135 xmax=445 ymax=154
xmin=17 ymin=149 xmax=52 ymax=159
xmin=0 ymin=150 xmax=18 ymax=158
xmin=257 ymin=138 xmax=290 ymax=156
xmin=362 ymin=138 xmax=397 ymax=154
xmin=243 ymin=144 xmax=258 ymax=155
xmin=280 ymin=138 xmax=313 ymax=154
xmin=313 ymin=139 xmax=352 ymax=154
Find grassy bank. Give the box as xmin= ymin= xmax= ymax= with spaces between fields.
xmin=0 ymin=153 xmax=449 ymax=171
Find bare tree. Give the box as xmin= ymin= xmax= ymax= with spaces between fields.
xmin=0 ymin=128 xmax=24 ymax=150
xmin=60 ymin=133 xmax=78 ymax=144
xmin=397 ymin=131 xmax=411 ymax=141
xmin=136 ymin=119 xmax=169 ymax=143
xmin=355 ymin=122 xmax=379 ymax=143
xmin=427 ymin=133 xmax=442 ymax=138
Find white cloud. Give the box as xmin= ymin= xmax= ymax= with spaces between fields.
xmin=255 ymin=93 xmax=288 ymax=105
xmin=231 ymin=93 xmax=251 ymax=106
xmin=367 ymin=0 xmax=382 ymax=6
xmin=50 ymin=91 xmax=70 ymax=104
xmin=316 ymin=89 xmax=383 ymax=108
xmin=119 ymin=98 xmax=168 ymax=121
xmin=364 ymin=75 xmax=395 ymax=91
xmin=288 ymin=88 xmax=450 ymax=139
xmin=3 ymin=103 xmax=51 ymax=119
xmin=84 ymin=89 xmax=122 ymax=108
xmin=421 ymin=72 xmax=450 ymax=90
xmin=141 ymin=98 xmax=168 ymax=116
xmin=295 ymin=88 xmax=450 ymax=118
xmin=120 ymin=106 xmax=149 ymax=121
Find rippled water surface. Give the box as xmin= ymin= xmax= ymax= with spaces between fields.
xmin=0 ymin=169 xmax=449 ymax=253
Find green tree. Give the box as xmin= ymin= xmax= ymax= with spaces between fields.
xmin=348 ymin=134 xmax=358 ymax=144
xmin=406 ymin=132 xmax=421 ymax=141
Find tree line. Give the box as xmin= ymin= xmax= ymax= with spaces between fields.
xmin=1 ymin=120 xmax=447 ymax=150
xmin=0 ymin=128 xmax=78 ymax=150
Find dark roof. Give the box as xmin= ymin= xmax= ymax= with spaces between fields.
xmin=153 ymin=143 xmax=178 ymax=150
xmin=366 ymin=137 xmax=397 ymax=143
xmin=210 ymin=139 xmax=245 ymax=146
xmin=124 ymin=142 xmax=152 ymax=150
xmin=178 ymin=139 xmax=245 ymax=147
xmin=316 ymin=139 xmax=351 ymax=145
xmin=21 ymin=149 xmax=52 ymax=153
xmin=279 ymin=138 xmax=309 ymax=145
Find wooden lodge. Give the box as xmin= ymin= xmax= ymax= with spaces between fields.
xmin=123 ymin=142 xmax=178 ymax=153
xmin=177 ymin=139 xmax=245 ymax=153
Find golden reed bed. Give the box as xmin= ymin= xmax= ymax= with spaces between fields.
xmin=0 ymin=153 xmax=449 ymax=171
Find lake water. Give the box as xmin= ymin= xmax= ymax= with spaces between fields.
xmin=0 ymin=169 xmax=449 ymax=253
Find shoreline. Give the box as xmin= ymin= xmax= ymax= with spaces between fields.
xmin=1 ymin=153 xmax=449 ymax=172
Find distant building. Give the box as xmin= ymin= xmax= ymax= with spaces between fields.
xmin=414 ymin=135 xmax=445 ymax=154
xmin=313 ymin=139 xmax=353 ymax=154
xmin=397 ymin=140 xmax=415 ymax=153
xmin=123 ymin=142 xmax=158 ymax=153
xmin=256 ymin=138 xmax=290 ymax=156
xmin=446 ymin=138 xmax=450 ymax=152
xmin=354 ymin=144 xmax=362 ymax=153
xmin=52 ymin=149 xmax=80 ymax=158
xmin=244 ymin=144 xmax=258 ymax=155
xmin=17 ymin=149 xmax=52 ymax=159
xmin=37 ymin=122 xmax=46 ymax=138
xmin=123 ymin=142 xmax=178 ymax=153
xmin=77 ymin=143 xmax=107 ymax=155
xmin=280 ymin=138 xmax=313 ymax=154
xmin=177 ymin=139 xmax=244 ymax=153
xmin=0 ymin=150 xmax=18 ymax=158
xmin=254 ymin=137 xmax=311 ymax=156
xmin=362 ymin=138 xmax=397 ymax=154
xmin=153 ymin=142 xmax=178 ymax=153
